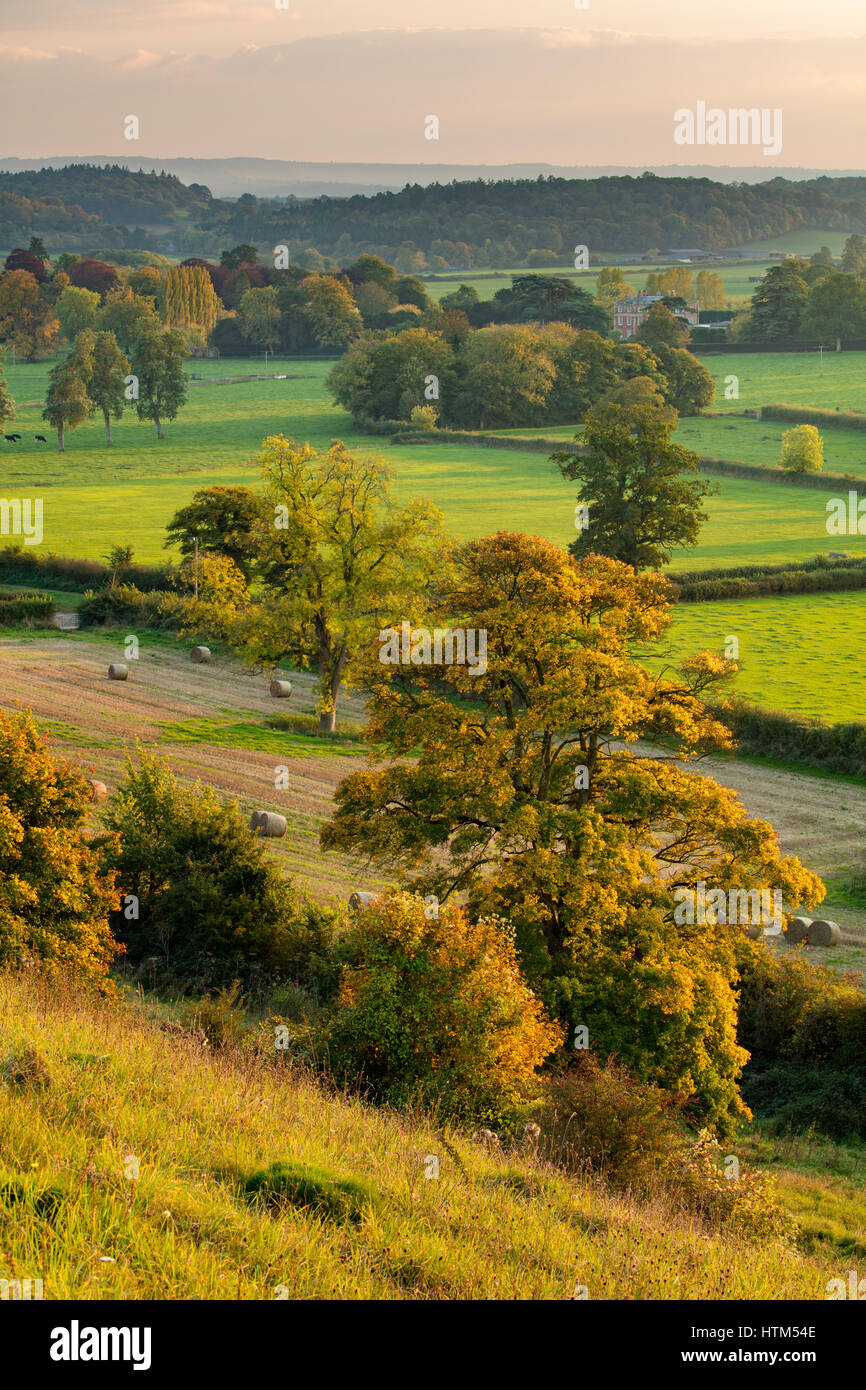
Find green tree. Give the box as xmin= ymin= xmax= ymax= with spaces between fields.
xmin=220 ymin=243 xmax=260 ymax=270
xmin=652 ymin=344 xmax=715 ymax=416
xmin=841 ymin=234 xmax=866 ymax=278
xmin=129 ymin=325 xmax=188 ymax=439
xmin=87 ymin=330 xmax=130 ymax=445
xmin=749 ymin=261 xmax=809 ymax=342
xmin=327 ymin=325 xmax=457 ymax=425
xmin=553 ymin=394 xmax=714 ymax=570
xmin=801 ymin=271 xmax=866 ymax=352
xmin=56 ymin=285 xmax=100 ymax=342
xmin=220 ymin=436 xmax=449 ymax=731
xmin=321 ymin=534 xmax=824 ymax=1133
xmin=0 ymin=709 xmax=120 ymax=991
xmin=97 ymin=288 xmax=160 ymax=354
xmin=237 ymin=286 xmax=282 ymax=351
xmin=99 ymin=748 xmax=298 ymax=989
xmin=42 ymin=331 xmax=95 ymax=451
xmin=635 ymin=301 xmax=689 ymax=348
xmin=302 ymin=276 xmax=362 ymax=349
xmin=780 ymin=423 xmax=823 ymax=473
xmin=454 ymin=323 xmax=556 ymax=429
xmin=164 ymin=485 xmax=265 ymax=582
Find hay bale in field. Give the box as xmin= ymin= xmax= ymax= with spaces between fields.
xmin=807 ymin=918 xmax=841 ymax=947
xmin=744 ymin=923 xmax=764 ymax=941
xmin=785 ymin=916 xmax=812 ymax=943
xmin=87 ymin=780 xmax=107 ymax=803
xmin=253 ymin=811 xmax=287 ymax=839
xmin=190 ymin=646 xmax=211 ymax=664
xmin=249 ymin=810 xmax=263 ymax=832
xmin=348 ymin=890 xmax=380 ymax=914
xmin=269 ymin=679 xmax=293 ymax=698
xmin=107 ymin=663 xmax=128 ymax=681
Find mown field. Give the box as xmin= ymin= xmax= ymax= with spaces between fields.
xmin=425 ymin=259 xmax=774 ymax=307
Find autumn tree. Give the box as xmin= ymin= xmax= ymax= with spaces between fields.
xmin=42 ymin=330 xmax=95 ymax=451
xmin=321 ymin=534 xmax=824 ymax=1132
xmin=215 ymin=436 xmax=449 ymax=731
xmin=0 ymin=269 xmax=60 ymax=360
xmin=695 ymin=270 xmax=726 ymax=309
xmin=553 ymin=393 xmax=714 ymax=570
xmin=98 ymin=288 xmax=160 ymax=353
xmin=87 ymin=331 xmax=130 ymax=445
xmin=0 ymin=709 xmax=120 ymax=990
xmin=780 ymin=423 xmax=824 ymax=474
xmin=594 ymin=266 xmax=635 ymax=308
xmin=164 ymin=265 xmax=221 ymax=335
xmin=0 ymin=349 xmax=16 ymax=434
xmin=129 ymin=325 xmax=188 ymax=439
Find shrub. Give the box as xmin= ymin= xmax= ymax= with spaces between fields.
xmin=320 ymin=892 xmax=563 ymax=1123
xmin=713 ymin=700 xmax=866 ymax=779
xmin=78 ymin=583 xmax=187 ymax=629
xmin=0 ymin=594 xmax=55 ymax=627
xmin=98 ymin=748 xmax=299 ymax=990
xmin=240 ymin=1161 xmax=377 ymax=1225
xmin=0 ymin=709 xmax=120 ymax=991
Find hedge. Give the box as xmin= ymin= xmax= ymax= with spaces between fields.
xmin=761 ymin=403 xmax=866 ymax=432
xmin=712 ymin=700 xmax=866 ymax=779
xmin=0 ymin=593 xmax=55 ymax=626
xmin=671 ymin=560 xmax=866 ymax=601
xmin=0 ymin=545 xmax=174 ymax=594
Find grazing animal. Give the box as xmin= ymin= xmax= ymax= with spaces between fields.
xmin=9 ymin=433 xmax=21 ymax=441
xmin=34 ymin=435 xmax=47 ymax=443
xmin=4 ymin=435 xmax=16 ymax=442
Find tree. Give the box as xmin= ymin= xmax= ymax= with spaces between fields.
xmin=56 ymin=285 xmax=100 ymax=342
xmin=801 ymin=271 xmax=866 ymax=352
xmin=322 ymin=892 xmax=562 ymax=1122
xmin=42 ymin=331 xmax=95 ymax=451
xmin=651 ymin=344 xmax=715 ymax=415
xmin=0 ymin=269 xmax=60 ymax=360
xmin=28 ymin=236 xmax=49 ymax=265
xmin=129 ymin=326 xmax=188 ymax=439
xmin=810 ymin=246 xmax=835 ymax=268
xmin=0 ymin=709 xmax=120 ymax=991
xmin=219 ymin=436 xmax=449 ymax=731
xmin=87 ymin=331 xmax=130 ymax=445
xmin=99 ymin=748 xmax=298 ymax=989
xmin=553 ymin=394 xmax=714 ymax=570
xmin=164 ymin=265 xmax=221 ymax=334
xmin=0 ymin=349 xmax=16 ymax=434
xmin=105 ymin=543 xmax=135 ymax=587
xmin=220 ymin=244 xmax=260 ymax=270
xmin=440 ymin=284 xmax=480 ymax=315
xmin=68 ymin=258 xmax=120 ymax=299
xmin=749 ymin=261 xmax=809 ymax=342
xmin=97 ymin=287 xmax=160 ymax=353
xmin=695 ymin=270 xmax=726 ymax=309
xmin=780 ymin=424 xmax=823 ymax=473
xmin=636 ymin=301 xmax=689 ymax=348
xmin=164 ymin=485 xmax=265 ymax=581
xmin=237 ymin=286 xmax=281 ymax=351
xmin=327 ymin=325 xmax=457 ymax=425
xmin=321 ymin=534 xmax=824 ymax=1132
xmin=595 ymin=266 xmax=635 ymax=308
xmin=302 ymin=276 xmax=362 ymax=349
xmin=841 ymin=234 xmax=866 ymax=279
xmin=454 ymin=324 xmax=556 ymax=429
xmin=4 ymin=248 xmax=49 ymax=282
xmin=491 ymin=274 xmax=610 ymax=332
xmin=345 ymin=254 xmax=398 ymax=291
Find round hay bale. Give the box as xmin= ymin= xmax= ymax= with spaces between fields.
xmin=785 ymin=916 xmax=812 ymax=944
xmin=807 ymin=918 xmax=841 ymax=948
xmin=256 ymin=811 xmax=287 ymax=839
xmin=88 ymin=779 xmax=107 ymax=803
xmin=744 ymin=923 xmax=764 ymax=941
xmin=348 ymin=890 xmax=380 ymax=914
xmin=269 ymin=679 xmax=293 ymax=698
xmin=107 ymin=663 xmax=128 ymax=681
xmin=190 ymin=646 xmax=211 ymax=664
xmin=249 ymin=810 xmax=264 ymax=832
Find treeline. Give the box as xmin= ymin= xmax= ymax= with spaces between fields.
xmin=713 ymin=700 xmax=866 ymax=781
xmin=731 ymin=241 xmax=866 ymax=347
xmin=0 ymin=164 xmax=213 ymax=225
xmin=672 ymin=559 xmax=866 ymax=600
xmin=761 ymin=402 xmax=866 ymax=432
xmin=0 ymin=544 xmax=172 ymax=592
xmin=199 ymin=173 xmax=866 ymax=263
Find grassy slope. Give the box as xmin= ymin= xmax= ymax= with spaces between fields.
xmin=0 ymin=969 xmax=846 ymax=1301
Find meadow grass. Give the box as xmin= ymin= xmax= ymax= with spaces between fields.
xmin=698 ymin=350 xmax=866 ymax=415
xmin=0 ymin=967 xmax=843 ymax=1301
xmin=663 ymin=590 xmax=866 ymax=721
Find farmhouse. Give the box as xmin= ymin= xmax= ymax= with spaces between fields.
xmin=612 ymin=293 xmax=700 ymax=339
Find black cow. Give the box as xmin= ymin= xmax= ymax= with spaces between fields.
xmin=34 ymin=435 xmax=47 ymax=443
xmin=3 ymin=434 xmax=17 ymax=442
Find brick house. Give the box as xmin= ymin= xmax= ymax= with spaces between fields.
xmin=612 ymin=294 xmax=700 ymax=339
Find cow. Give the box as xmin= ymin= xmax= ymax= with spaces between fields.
xmin=34 ymin=435 xmax=47 ymax=443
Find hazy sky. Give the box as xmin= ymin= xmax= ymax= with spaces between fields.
xmin=1 ymin=1 xmax=864 ymax=164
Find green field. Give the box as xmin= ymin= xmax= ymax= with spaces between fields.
xmin=698 ymin=350 xmax=866 ymax=415
xmin=665 ymin=590 xmax=866 ymax=722
xmin=424 ymin=260 xmax=774 ymax=308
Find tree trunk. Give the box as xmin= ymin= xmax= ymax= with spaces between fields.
xmin=155 ymin=414 xmax=163 ymax=439
xmin=104 ymin=410 xmax=112 ymax=445
xmin=319 ymin=706 xmax=337 ymax=734
xmin=57 ymin=424 xmax=64 ymax=452
xmin=836 ymin=337 xmax=842 ymax=353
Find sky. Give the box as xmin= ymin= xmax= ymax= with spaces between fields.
xmin=1 ymin=0 xmax=865 ymax=166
